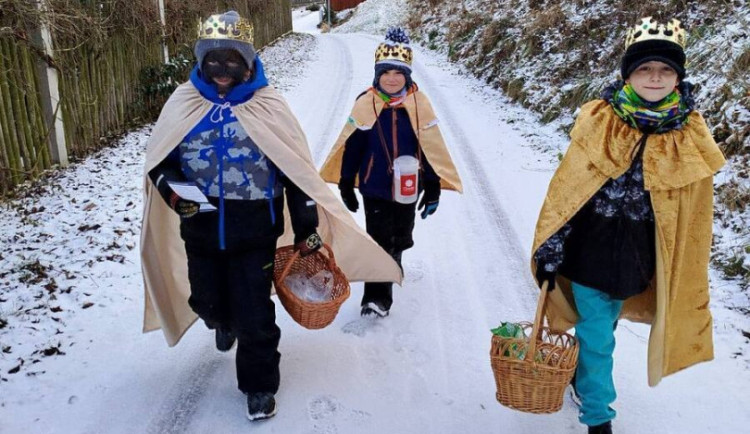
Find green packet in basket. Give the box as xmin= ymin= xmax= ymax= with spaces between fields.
xmin=491 ymin=322 xmax=526 ymax=359
xmin=491 ymin=322 xmax=525 ymax=339
xmin=491 ymin=322 xmax=543 ymax=362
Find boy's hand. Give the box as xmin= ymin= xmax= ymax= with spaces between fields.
xmin=295 ymin=232 xmax=323 ymax=257
xmin=418 ymin=180 xmax=441 ymax=219
xmin=338 ymin=178 xmax=359 ymax=212
xmin=535 ymin=264 xmax=556 ymax=292
xmin=418 ymin=199 xmax=438 ymax=219
xmin=169 ymin=192 xmax=199 ymax=219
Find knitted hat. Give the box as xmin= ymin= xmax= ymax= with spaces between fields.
xmin=195 ymin=11 xmax=256 ymax=69
xmin=373 ymin=27 xmax=414 ymax=91
xmin=374 ymin=27 xmax=413 ymax=71
xmin=621 ymin=17 xmax=687 ymax=80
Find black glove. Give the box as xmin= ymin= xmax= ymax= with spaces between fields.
xmin=535 ymin=262 xmax=556 ymax=292
xmin=338 ymin=177 xmax=359 ymax=212
xmin=294 ymin=232 xmax=323 ymax=257
xmin=169 ymin=192 xmax=199 ymax=219
xmin=418 ymin=179 xmax=441 ymax=219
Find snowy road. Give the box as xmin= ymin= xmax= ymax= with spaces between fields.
xmin=2 ymin=7 xmax=749 ymax=434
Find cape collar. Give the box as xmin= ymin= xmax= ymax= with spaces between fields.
xmin=571 ymin=100 xmax=725 ymax=191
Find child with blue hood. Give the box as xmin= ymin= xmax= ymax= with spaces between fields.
xmin=141 ymin=11 xmax=403 ymax=422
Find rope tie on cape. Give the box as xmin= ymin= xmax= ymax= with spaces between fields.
xmin=210 ymin=102 xmax=232 ymax=123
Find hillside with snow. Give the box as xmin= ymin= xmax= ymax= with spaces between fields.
xmin=404 ymin=0 xmax=750 ymax=291
xmin=0 ymin=2 xmax=748 ymax=433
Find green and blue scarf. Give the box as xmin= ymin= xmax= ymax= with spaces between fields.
xmin=602 ymin=81 xmax=694 ymax=133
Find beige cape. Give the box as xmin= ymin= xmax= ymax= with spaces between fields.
xmin=140 ymin=83 xmax=403 ymax=346
xmin=531 ymin=100 xmax=726 ymax=386
xmin=320 ymin=87 xmax=463 ymax=192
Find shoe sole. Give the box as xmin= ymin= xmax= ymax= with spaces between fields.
xmin=246 ymin=402 xmax=277 ymax=421
xmin=361 ymin=302 xmax=389 ymax=318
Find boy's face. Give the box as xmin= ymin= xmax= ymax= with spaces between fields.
xmin=626 ymin=61 xmax=679 ymax=102
xmin=202 ymin=50 xmax=251 ymax=94
xmin=378 ymin=69 xmax=407 ymax=95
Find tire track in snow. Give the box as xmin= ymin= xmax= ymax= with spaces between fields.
xmin=409 ymin=51 xmax=538 ymax=304
xmin=146 ymin=345 xmax=222 ymax=434
xmin=406 ymin=49 xmax=545 ymax=418
xmin=309 ymin=34 xmax=353 ymax=167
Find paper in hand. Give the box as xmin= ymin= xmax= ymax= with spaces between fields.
xmin=167 ymin=181 xmax=217 ymax=212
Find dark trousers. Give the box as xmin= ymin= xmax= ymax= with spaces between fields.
xmin=362 ymin=197 xmax=416 ymax=309
xmin=182 ymin=234 xmax=281 ymax=395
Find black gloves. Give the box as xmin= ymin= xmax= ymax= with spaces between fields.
xmin=169 ymin=192 xmax=199 ymax=219
xmin=535 ymin=262 xmax=556 ymax=292
xmin=418 ymin=179 xmax=441 ymax=219
xmin=339 ymin=177 xmax=359 ymax=212
xmin=294 ymin=232 xmax=323 ymax=257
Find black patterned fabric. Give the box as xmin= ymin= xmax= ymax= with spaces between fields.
xmin=534 ymin=136 xmax=656 ymax=299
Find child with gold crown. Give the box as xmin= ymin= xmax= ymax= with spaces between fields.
xmin=320 ymin=27 xmax=462 ymax=317
xmin=140 ymin=11 xmax=403 ymax=422
xmin=530 ymin=17 xmax=725 ymax=434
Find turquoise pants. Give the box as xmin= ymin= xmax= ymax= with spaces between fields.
xmin=572 ymin=282 xmax=624 ymax=427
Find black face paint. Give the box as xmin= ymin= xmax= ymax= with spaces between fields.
xmin=201 ymin=50 xmax=249 ymax=91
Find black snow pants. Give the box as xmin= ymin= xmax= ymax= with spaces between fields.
xmin=180 ymin=198 xmax=284 ymax=395
xmin=361 ymin=196 xmax=417 ymax=309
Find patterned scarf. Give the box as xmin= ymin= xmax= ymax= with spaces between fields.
xmin=376 ymin=87 xmax=408 ymax=107
xmin=602 ymin=80 xmax=694 ymax=133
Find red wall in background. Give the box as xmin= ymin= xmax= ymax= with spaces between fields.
xmin=331 ymin=0 xmax=366 ymax=12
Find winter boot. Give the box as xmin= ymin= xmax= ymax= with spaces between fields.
xmin=588 ymin=421 xmax=612 ymax=434
xmin=361 ymin=301 xmax=389 ymax=318
xmin=246 ymin=392 xmax=277 ymax=421
xmin=215 ymin=327 xmax=236 ymax=352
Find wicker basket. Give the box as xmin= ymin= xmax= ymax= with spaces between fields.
xmin=273 ymin=243 xmax=350 ymax=329
xmin=489 ymin=282 xmax=579 ymax=414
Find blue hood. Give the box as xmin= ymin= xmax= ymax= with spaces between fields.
xmin=190 ymin=56 xmax=269 ymax=104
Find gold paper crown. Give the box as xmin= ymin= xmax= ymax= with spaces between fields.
xmin=197 ymin=13 xmax=254 ymax=45
xmin=375 ymin=43 xmax=413 ymax=66
xmin=625 ymin=17 xmax=686 ymax=49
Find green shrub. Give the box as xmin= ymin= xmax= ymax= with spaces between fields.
xmin=136 ymin=50 xmax=194 ymax=120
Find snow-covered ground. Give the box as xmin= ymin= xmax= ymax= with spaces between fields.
xmin=1 ymin=3 xmax=748 ymax=433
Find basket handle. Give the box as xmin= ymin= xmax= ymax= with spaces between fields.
xmin=320 ymin=243 xmax=336 ymax=266
xmin=526 ymin=280 xmax=550 ymax=364
xmin=278 ymin=243 xmax=336 ymax=282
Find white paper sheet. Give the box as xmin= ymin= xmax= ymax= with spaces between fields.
xmin=167 ymin=181 xmax=217 ymax=212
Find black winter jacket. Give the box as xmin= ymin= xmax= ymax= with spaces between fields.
xmin=341 ymin=104 xmax=440 ymax=201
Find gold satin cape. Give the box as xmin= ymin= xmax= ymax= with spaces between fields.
xmin=320 ymin=87 xmax=463 ymax=192
xmin=531 ymin=100 xmax=725 ymax=386
xmin=141 ymin=83 xmax=403 ymax=346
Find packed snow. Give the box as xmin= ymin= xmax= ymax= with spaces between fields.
xmin=1 ymin=2 xmax=748 ymax=433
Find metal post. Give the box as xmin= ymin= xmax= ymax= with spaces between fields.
xmin=327 ymin=0 xmax=331 ymax=26
xmin=33 ymin=0 xmax=68 ymax=167
xmin=157 ymin=0 xmax=169 ymax=63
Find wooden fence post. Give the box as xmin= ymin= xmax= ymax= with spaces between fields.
xmin=32 ymin=0 xmax=68 ymax=167
xmin=157 ymin=0 xmax=169 ymax=63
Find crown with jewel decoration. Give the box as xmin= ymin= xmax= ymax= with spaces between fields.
xmin=375 ymin=27 xmax=413 ymax=67
xmin=197 ymin=12 xmax=254 ymax=45
xmin=625 ymin=17 xmax=686 ymax=49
